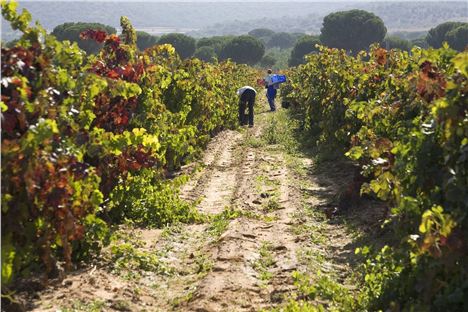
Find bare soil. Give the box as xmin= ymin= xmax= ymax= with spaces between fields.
xmin=13 ymin=100 xmax=385 ymax=312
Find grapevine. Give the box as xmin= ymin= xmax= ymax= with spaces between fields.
xmin=284 ymin=44 xmax=467 ymax=309
xmin=1 ymin=0 xmax=256 ymax=287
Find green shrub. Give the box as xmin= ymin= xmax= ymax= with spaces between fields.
xmin=107 ymin=170 xmax=201 ymax=227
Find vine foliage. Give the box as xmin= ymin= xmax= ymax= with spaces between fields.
xmin=285 ymin=44 xmax=467 ymax=310
xmin=1 ymin=0 xmax=256 ymax=288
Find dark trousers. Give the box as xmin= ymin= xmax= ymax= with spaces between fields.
xmin=239 ymin=89 xmax=255 ymax=126
xmin=267 ymin=86 xmax=277 ymax=111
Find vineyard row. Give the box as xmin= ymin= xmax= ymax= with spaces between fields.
xmin=284 ymin=44 xmax=467 ymax=310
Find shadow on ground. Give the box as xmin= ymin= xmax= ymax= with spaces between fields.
xmin=286 ymin=109 xmax=394 ymax=270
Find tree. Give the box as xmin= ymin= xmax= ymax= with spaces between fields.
xmin=197 ymin=36 xmax=233 ymax=55
xmin=445 ymin=24 xmax=468 ymax=51
xmin=320 ymin=10 xmax=387 ymax=53
xmin=411 ymin=37 xmax=429 ymax=49
xmin=248 ymin=28 xmax=275 ymax=39
xmin=51 ymin=22 xmax=116 ymax=54
xmin=289 ymin=35 xmax=320 ymax=67
xmin=158 ymin=33 xmax=196 ymax=59
xmin=267 ymin=32 xmax=296 ymax=49
xmin=136 ymin=31 xmax=158 ymax=51
xmin=383 ymin=35 xmax=412 ymax=51
xmin=292 ymin=32 xmax=307 ymax=40
xmin=259 ymin=53 xmax=276 ymax=68
xmin=194 ymin=46 xmax=217 ymax=62
xmin=426 ymin=21 xmax=466 ymax=48
xmin=219 ymin=35 xmax=265 ymax=65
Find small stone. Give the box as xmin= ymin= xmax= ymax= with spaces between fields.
xmin=274 ymin=245 xmax=287 ymax=251
xmin=260 ymin=192 xmax=270 ymax=198
xmin=242 ymin=233 xmax=256 ymax=239
xmin=212 ymin=266 xmax=225 ymax=272
xmin=56 ymin=293 xmax=66 ymax=299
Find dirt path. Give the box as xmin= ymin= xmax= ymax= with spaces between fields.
xmin=21 ymin=101 xmax=380 ymax=311
xmin=186 ymin=145 xmax=301 ymax=311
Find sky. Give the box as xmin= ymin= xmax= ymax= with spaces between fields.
xmin=18 ymin=0 xmax=457 ymax=1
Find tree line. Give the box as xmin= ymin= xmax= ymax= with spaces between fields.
xmin=191 ymin=2 xmax=467 ymax=39
xmin=13 ymin=10 xmax=468 ymax=69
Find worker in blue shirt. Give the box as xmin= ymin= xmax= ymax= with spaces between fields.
xmin=264 ymin=69 xmax=278 ymax=112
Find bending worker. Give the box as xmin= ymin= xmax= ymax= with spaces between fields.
xmin=237 ymin=85 xmax=257 ymax=128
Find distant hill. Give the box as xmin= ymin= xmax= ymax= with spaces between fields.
xmin=2 ymin=1 xmax=467 ymax=41
xmin=192 ymin=1 xmax=468 ymax=36
xmin=1 ymin=1 xmax=349 ymax=41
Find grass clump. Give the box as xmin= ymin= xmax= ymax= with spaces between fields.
xmin=264 ymin=197 xmax=281 ymax=213
xmin=207 ymin=207 xmax=267 ymax=237
xmin=60 ymin=300 xmax=106 ymax=312
xmin=193 ymin=252 xmax=213 ymax=274
xmin=278 ymin=271 xmax=358 ymax=311
xmin=253 ymin=241 xmax=276 ymax=284
xmin=110 ymin=243 xmax=171 ymax=278
xmin=261 ymin=110 xmax=299 ymax=154
xmin=207 ymin=207 xmax=242 ymax=237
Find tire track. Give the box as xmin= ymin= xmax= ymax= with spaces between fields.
xmin=186 ymin=149 xmax=305 ymax=311
xmin=180 ymin=130 xmax=243 ymax=214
